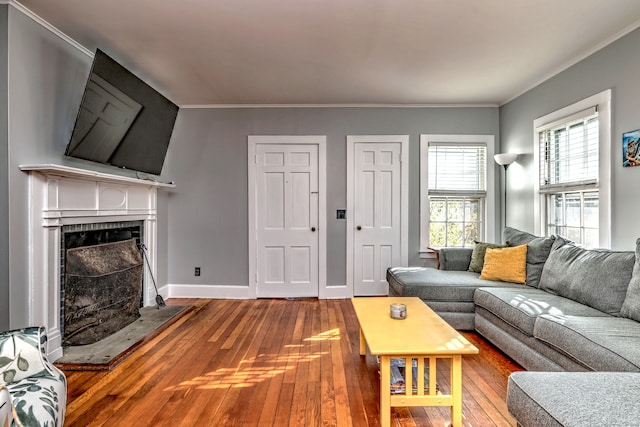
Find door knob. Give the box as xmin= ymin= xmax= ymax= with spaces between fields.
xmin=357 ymin=225 xmax=362 ymax=230
xmin=311 ymin=227 xmax=316 ymax=232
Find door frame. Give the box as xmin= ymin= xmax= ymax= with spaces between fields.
xmin=248 ymin=136 xmax=327 ymax=299
xmin=346 ymin=135 xmax=409 ymax=297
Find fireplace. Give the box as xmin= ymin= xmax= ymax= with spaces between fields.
xmin=61 ymin=222 xmax=144 ymax=346
xmin=21 ymin=164 xmax=175 ymax=361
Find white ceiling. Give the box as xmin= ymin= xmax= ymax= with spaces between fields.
xmin=15 ymin=0 xmax=640 ymax=106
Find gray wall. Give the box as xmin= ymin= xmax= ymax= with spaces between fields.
xmin=5 ymin=8 xmax=175 ymax=326
xmin=7 ymin=1 xmax=639 ymax=306
xmin=6 ymin=7 xmax=91 ymax=326
xmin=163 ymin=107 xmax=500 ymax=289
xmin=0 ymin=5 xmax=9 ymax=330
xmin=500 ymin=26 xmax=640 ymax=250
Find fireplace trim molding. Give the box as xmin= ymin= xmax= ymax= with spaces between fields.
xmin=20 ymin=164 xmax=174 ymax=361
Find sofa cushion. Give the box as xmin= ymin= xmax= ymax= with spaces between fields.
xmin=438 ymin=247 xmax=473 ymax=271
xmin=538 ymin=238 xmax=635 ymax=315
xmin=474 ymin=287 xmax=609 ymax=337
xmin=621 ymin=238 xmax=640 ymax=322
xmin=507 ymin=371 xmax=640 ymax=427
xmin=533 ymin=315 xmax=640 ymax=371
xmin=422 ymin=301 xmax=476 ymax=313
xmin=501 ymin=227 xmax=556 ymax=288
xmin=475 ymin=307 xmax=588 ymax=371
xmin=480 ymin=245 xmax=527 ymax=284
xmin=468 ymin=241 xmax=505 ymax=273
xmin=387 ymin=267 xmax=511 ymax=302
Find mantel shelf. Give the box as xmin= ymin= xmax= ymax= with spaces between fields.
xmin=19 ymin=164 xmax=176 ymax=188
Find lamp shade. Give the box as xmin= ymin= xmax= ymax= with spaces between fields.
xmin=494 ymin=153 xmax=518 ymax=166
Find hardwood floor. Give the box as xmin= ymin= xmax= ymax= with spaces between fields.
xmin=61 ymin=298 xmax=523 ymax=426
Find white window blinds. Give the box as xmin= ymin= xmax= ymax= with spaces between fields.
xmin=428 ymin=143 xmax=486 ymax=194
xmin=538 ymin=107 xmax=599 ymax=191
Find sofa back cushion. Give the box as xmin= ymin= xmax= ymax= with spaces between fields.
xmin=539 ymin=238 xmax=635 ymax=315
xmin=620 ymin=238 xmax=640 ymax=322
xmin=502 ymin=226 xmax=556 ymax=288
xmin=502 ymin=226 xmax=538 ymax=246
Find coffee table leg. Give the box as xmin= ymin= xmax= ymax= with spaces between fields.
xmin=379 ymin=355 xmax=391 ymax=427
xmin=451 ymin=355 xmax=462 ymax=426
xmin=359 ymin=328 xmax=366 ymax=356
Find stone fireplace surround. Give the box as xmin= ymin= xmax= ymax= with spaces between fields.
xmin=20 ymin=164 xmax=174 ymax=361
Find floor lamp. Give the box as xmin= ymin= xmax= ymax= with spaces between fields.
xmin=494 ymin=153 xmax=518 ymax=227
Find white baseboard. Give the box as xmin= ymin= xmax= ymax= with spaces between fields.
xmin=159 ymin=283 xmax=353 ymax=300
xmin=160 ymin=284 xmax=254 ymax=299
xmin=321 ymin=285 xmax=353 ymax=299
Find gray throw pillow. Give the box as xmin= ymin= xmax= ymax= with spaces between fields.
xmin=501 ymin=227 xmax=555 ymax=288
xmin=620 ymin=238 xmax=640 ymax=321
xmin=468 ymin=242 xmax=504 ymax=273
xmin=539 ymin=238 xmax=635 ymax=315
xmin=502 ymin=226 xmax=538 ymax=246
xmin=521 ymin=235 xmax=556 ymax=288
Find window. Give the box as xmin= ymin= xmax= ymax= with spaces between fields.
xmin=534 ymin=90 xmax=611 ymax=248
xmin=420 ymin=135 xmax=496 ymax=253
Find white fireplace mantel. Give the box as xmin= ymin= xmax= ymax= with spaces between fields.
xmin=20 ymin=163 xmax=175 ymax=187
xmin=20 ymin=164 xmax=175 ymax=361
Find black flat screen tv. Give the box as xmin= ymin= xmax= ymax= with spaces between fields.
xmin=65 ymin=49 xmax=179 ymax=176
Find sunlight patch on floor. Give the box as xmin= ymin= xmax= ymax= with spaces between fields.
xmin=163 ymin=327 xmax=340 ymax=391
xmin=304 ymin=328 xmax=340 ymax=341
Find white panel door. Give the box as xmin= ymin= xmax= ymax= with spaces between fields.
xmin=255 ymin=144 xmax=319 ymax=297
xmin=353 ymin=141 xmax=403 ymax=295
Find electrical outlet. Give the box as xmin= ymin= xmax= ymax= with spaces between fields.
xmin=195 ymin=267 xmax=201 ymax=276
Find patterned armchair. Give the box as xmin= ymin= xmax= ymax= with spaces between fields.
xmin=0 ymin=327 xmax=66 ymax=427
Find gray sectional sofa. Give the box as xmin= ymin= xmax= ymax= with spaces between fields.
xmin=388 ymin=227 xmax=640 ymax=427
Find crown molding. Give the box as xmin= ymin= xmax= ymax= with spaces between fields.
xmin=501 ymin=17 xmax=640 ymax=106
xmin=7 ymin=0 xmax=93 ymax=57
xmin=180 ymin=103 xmax=499 ymax=109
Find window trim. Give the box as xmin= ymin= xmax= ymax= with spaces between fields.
xmin=419 ymin=134 xmax=496 ymax=255
xmin=533 ymin=90 xmax=611 ymax=248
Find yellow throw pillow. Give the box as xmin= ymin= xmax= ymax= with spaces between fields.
xmin=479 ymin=244 xmax=528 ymax=284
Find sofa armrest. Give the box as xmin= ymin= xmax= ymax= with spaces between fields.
xmin=439 ymin=248 xmax=473 ymax=271
xmin=0 ymin=327 xmax=56 ymax=384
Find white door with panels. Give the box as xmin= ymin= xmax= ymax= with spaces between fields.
xmin=249 ymin=137 xmax=326 ymax=298
xmin=347 ymin=136 xmax=408 ymax=296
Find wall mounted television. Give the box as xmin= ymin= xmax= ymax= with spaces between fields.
xmin=65 ymin=49 xmax=179 ymax=176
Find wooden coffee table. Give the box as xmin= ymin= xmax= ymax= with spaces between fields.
xmin=352 ymin=297 xmax=479 ymax=427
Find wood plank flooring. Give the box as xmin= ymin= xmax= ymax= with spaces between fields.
xmin=61 ymin=298 xmax=523 ymax=426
